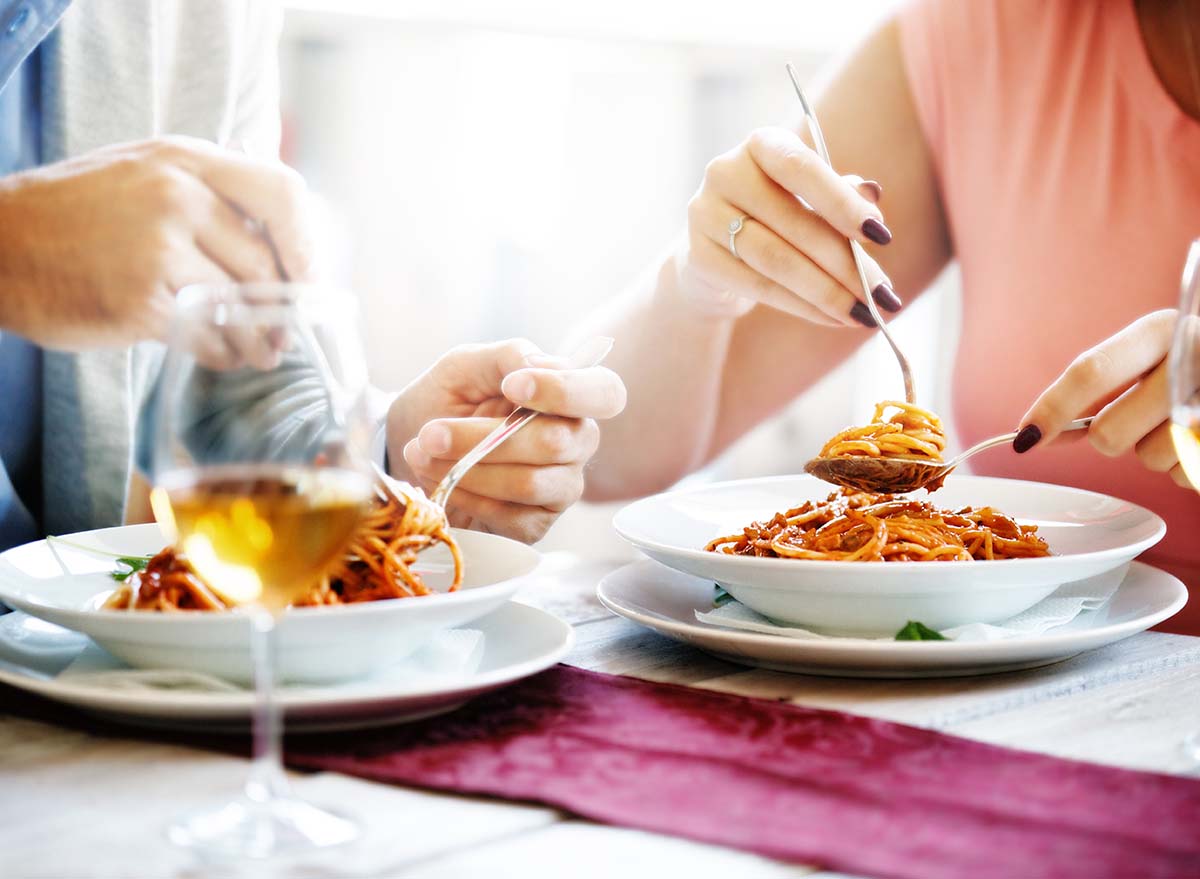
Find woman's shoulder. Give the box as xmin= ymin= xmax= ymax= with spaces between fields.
xmin=900 ymin=0 xmax=1081 ymax=46
xmin=898 ymin=0 xmax=1111 ymax=146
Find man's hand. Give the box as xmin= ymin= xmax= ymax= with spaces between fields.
xmin=0 ymin=136 xmax=313 ymax=350
xmin=386 ymin=339 xmax=627 ymax=543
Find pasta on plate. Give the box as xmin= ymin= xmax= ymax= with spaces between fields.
xmin=103 ymin=482 xmax=463 ymax=611
xmin=705 ymin=490 xmax=1051 ymax=562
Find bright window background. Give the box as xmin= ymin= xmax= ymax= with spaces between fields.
xmin=278 ymin=0 xmax=962 ymax=557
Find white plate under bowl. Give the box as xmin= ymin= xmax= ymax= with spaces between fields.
xmin=0 ymin=523 xmax=540 ymax=684
xmin=613 ymin=475 xmax=1165 ymax=636
xmin=0 ymin=601 xmax=573 ymax=732
xmin=597 ymin=559 xmax=1186 ymax=678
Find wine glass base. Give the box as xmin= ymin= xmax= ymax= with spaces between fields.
xmin=167 ymin=795 xmax=359 ymax=860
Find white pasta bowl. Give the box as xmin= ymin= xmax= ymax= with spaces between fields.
xmin=0 ymin=523 xmax=540 ymax=684
xmin=612 ymin=475 xmax=1165 ymax=636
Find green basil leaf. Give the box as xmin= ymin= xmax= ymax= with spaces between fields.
xmin=894 ymin=620 xmax=948 ymax=641
xmin=110 ymin=555 xmax=152 ymax=582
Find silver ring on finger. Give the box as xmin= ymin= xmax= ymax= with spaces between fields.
xmin=728 ymin=215 xmax=751 ymax=261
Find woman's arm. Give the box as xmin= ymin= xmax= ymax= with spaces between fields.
xmin=580 ymin=18 xmax=953 ymax=500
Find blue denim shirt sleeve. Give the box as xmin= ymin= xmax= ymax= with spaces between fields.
xmin=0 ymin=0 xmax=70 ymax=91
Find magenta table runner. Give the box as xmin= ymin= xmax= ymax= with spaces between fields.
xmin=288 ymin=665 xmax=1200 ymax=879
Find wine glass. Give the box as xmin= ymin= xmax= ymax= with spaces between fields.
xmin=145 ymin=282 xmax=374 ymax=858
xmin=1168 ymin=238 xmax=1200 ymax=761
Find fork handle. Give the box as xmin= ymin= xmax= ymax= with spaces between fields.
xmin=428 ymin=407 xmax=538 ymax=508
xmin=950 ymin=417 xmax=1095 ymax=466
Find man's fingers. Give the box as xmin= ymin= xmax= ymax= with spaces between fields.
xmin=169 ymin=251 xmax=283 ymax=372
xmin=1015 ymin=310 xmax=1177 ymax=450
xmin=500 ymin=366 xmax=627 ymax=419
xmin=433 ymin=485 xmax=560 ymax=544
xmin=193 ymin=188 xmax=285 ymax=283
xmin=158 ymin=136 xmax=314 ymax=282
xmin=167 ymin=252 xmax=240 ymax=366
xmin=412 ymin=415 xmax=600 ymax=465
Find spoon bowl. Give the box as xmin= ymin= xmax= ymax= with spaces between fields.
xmin=805 ymin=417 xmax=1094 ymax=494
xmin=803 ymin=455 xmax=953 ymax=494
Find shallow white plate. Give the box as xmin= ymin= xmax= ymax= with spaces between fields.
xmin=0 ymin=523 xmax=541 ymax=684
xmin=597 ymin=559 xmax=1185 ymax=678
xmin=613 ymin=475 xmax=1166 ymax=635
xmin=0 ymin=601 xmax=572 ymax=732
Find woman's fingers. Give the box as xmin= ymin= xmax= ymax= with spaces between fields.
xmin=409 ymin=415 xmax=600 ymax=466
xmin=403 ymin=442 xmax=585 ymax=512
xmin=677 ymin=125 xmax=898 ymax=327
xmin=1134 ymin=421 xmax=1179 ymax=473
xmin=845 ymin=174 xmax=883 ymax=204
xmin=744 ymin=126 xmax=891 ymax=247
xmin=500 ymin=365 xmax=627 ymax=419
xmin=1015 ymin=310 xmax=1177 ymax=450
xmin=701 ymin=157 xmax=899 ymax=315
xmin=1169 ymin=463 xmax=1195 ymax=490
xmin=1087 ymin=361 xmax=1170 ymax=458
xmin=680 ymin=237 xmax=842 ymax=326
xmin=691 ymin=194 xmax=890 ymax=325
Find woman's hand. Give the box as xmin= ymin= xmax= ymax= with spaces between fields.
xmin=675 ymin=125 xmax=902 ymax=326
xmin=386 ymin=339 xmax=627 ymax=543
xmin=1013 ymin=309 xmax=1192 ymax=488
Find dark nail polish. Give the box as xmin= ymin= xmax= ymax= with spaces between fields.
xmin=872 ymin=283 xmax=903 ymax=313
xmin=849 ymin=300 xmax=877 ymax=327
xmin=1013 ymin=424 xmax=1042 ymax=454
xmin=861 ymin=217 xmax=892 ymax=245
xmin=861 ymin=180 xmax=883 ymax=203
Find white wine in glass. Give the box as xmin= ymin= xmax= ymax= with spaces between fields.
xmin=147 ymin=283 xmax=373 ymax=858
xmin=153 ymin=466 xmax=367 ymax=610
xmin=1168 ymin=239 xmax=1200 ymax=762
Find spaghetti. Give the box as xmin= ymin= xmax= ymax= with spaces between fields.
xmin=704 ymin=490 xmax=1051 ymax=562
xmin=103 ymin=481 xmax=463 ymax=611
xmin=819 ymin=400 xmax=946 ymax=462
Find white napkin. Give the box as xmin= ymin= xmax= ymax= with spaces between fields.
xmin=695 ymin=573 xmax=1124 ymax=643
xmin=53 ymin=628 xmax=487 ymax=692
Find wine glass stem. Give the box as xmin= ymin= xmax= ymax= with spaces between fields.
xmin=245 ymin=609 xmax=289 ymax=804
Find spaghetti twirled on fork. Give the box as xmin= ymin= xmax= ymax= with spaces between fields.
xmin=819 ymin=400 xmax=947 ymax=462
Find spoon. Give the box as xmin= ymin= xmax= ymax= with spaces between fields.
xmin=786 ymin=63 xmax=917 ymax=405
xmin=373 ymin=336 xmax=616 ymax=513
xmin=804 ymin=417 xmax=1095 ymax=494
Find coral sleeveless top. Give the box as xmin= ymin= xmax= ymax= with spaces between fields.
xmin=899 ymin=0 xmax=1200 ymax=632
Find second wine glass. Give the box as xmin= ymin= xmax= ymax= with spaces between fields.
xmin=1167 ymin=239 xmax=1200 ymax=762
